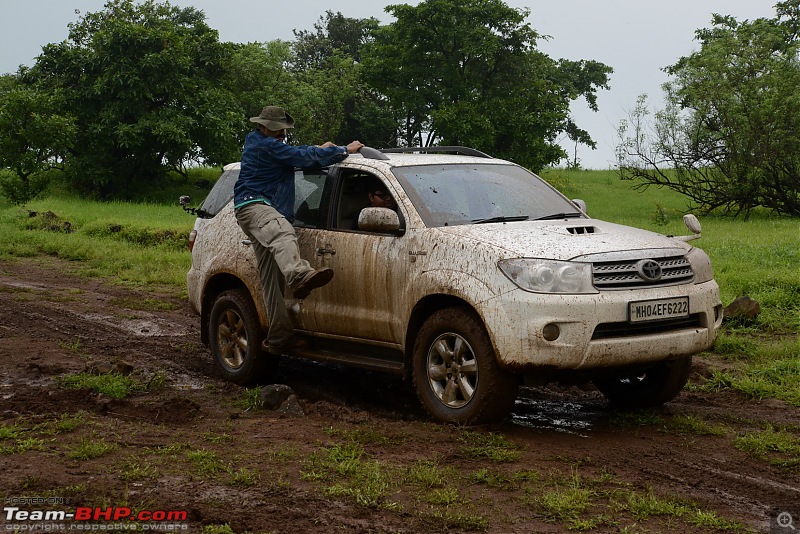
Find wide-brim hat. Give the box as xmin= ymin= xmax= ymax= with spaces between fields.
xmin=250 ymin=106 xmax=295 ymax=130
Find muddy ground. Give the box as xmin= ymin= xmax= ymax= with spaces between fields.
xmin=0 ymin=257 xmax=798 ymax=534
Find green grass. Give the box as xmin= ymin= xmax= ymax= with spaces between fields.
xmin=626 ymin=489 xmax=743 ymax=530
xmin=537 ymin=472 xmax=595 ymax=523
xmin=0 ymin=423 xmax=23 ymax=440
xmin=0 ymin=195 xmax=195 ymax=289
xmin=700 ymin=339 xmax=800 ymax=406
xmin=109 ymin=296 xmax=180 ymax=311
xmin=51 ymin=412 xmax=89 ymax=434
xmin=663 ymin=414 xmax=728 ymax=436
xmin=186 ymin=449 xmax=227 ymax=475
xmin=406 ymin=459 xmax=449 ymax=488
xmin=458 ymin=430 xmax=520 ymax=463
xmin=56 ymin=371 xmax=165 ymax=399
xmin=69 ymin=437 xmax=117 ymax=460
xmin=56 ymin=372 xmax=138 ymax=399
xmin=229 ymin=467 xmax=260 ymax=488
xmin=307 ymin=441 xmax=399 ymax=509
xmin=240 ymin=388 xmax=264 ymax=411
xmin=118 ymin=456 xmax=159 ymax=481
xmin=734 ymin=425 xmax=800 ymax=468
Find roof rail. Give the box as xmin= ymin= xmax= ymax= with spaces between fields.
xmin=381 ymin=146 xmax=492 ymax=158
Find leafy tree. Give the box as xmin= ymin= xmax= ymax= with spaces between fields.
xmin=292 ymin=10 xmax=378 ymax=70
xmin=286 ymin=54 xmax=362 ymax=145
xmin=360 ymin=0 xmax=611 ymax=169
xmin=227 ymin=40 xmax=294 ymax=121
xmin=617 ymin=1 xmax=800 ymax=217
xmin=0 ymin=74 xmax=74 ymax=203
xmin=26 ymin=0 xmax=241 ymax=198
xmin=289 ymin=11 xmax=398 ymax=147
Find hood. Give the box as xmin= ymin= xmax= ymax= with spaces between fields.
xmin=437 ymin=219 xmax=691 ymax=261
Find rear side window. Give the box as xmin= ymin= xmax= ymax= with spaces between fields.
xmin=294 ymin=170 xmax=330 ymax=228
xmin=199 ymin=168 xmax=239 ymax=218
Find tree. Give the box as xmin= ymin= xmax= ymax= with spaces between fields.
xmin=26 ymin=0 xmax=241 ymax=198
xmin=289 ymin=11 xmax=399 ymax=147
xmin=227 ymin=40 xmax=294 ymax=121
xmin=360 ymin=0 xmax=611 ymax=170
xmin=292 ymin=10 xmax=378 ymax=70
xmin=0 ymin=74 xmax=74 ymax=204
xmin=617 ymin=1 xmax=800 ymax=217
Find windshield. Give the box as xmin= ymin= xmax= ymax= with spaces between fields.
xmin=392 ymin=163 xmax=583 ymax=227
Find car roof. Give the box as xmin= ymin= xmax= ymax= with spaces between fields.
xmin=356 ymin=153 xmax=509 ymax=167
xmin=222 ymin=147 xmax=514 ymax=171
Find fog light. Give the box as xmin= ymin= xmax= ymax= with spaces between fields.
xmin=542 ymin=323 xmax=560 ymax=341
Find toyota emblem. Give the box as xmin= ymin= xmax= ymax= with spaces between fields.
xmin=636 ymin=259 xmax=662 ymax=281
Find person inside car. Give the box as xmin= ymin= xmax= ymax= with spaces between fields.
xmin=234 ymin=105 xmax=363 ymax=356
xmin=351 ymin=181 xmax=397 ymax=230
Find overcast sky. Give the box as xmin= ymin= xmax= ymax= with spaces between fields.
xmin=0 ymin=1 xmax=779 ymax=168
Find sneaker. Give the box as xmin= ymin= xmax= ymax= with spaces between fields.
xmin=262 ymin=337 xmax=310 ymax=356
xmin=291 ymin=268 xmax=334 ymax=299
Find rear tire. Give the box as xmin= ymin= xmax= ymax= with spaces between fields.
xmin=208 ymin=288 xmax=271 ymax=385
xmin=593 ymin=356 xmax=692 ymax=408
xmin=412 ymin=308 xmax=519 ymax=424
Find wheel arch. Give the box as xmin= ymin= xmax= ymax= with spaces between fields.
xmin=403 ymin=294 xmax=480 ymax=380
xmin=201 ymin=272 xmax=262 ymax=345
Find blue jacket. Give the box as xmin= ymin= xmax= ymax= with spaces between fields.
xmin=233 ymin=130 xmax=348 ymax=221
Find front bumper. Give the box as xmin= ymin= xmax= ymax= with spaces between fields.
xmin=483 ymin=280 xmax=723 ymax=370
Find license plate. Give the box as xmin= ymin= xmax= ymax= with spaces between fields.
xmin=629 ymin=297 xmax=689 ymax=323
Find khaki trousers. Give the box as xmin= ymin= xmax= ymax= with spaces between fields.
xmin=235 ymin=203 xmax=313 ymax=350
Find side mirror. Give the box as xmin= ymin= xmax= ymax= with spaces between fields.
xmin=683 ymin=214 xmax=701 ymax=234
xmin=675 ymin=214 xmax=702 ymax=242
xmin=357 ymin=207 xmax=401 ymax=233
xmin=572 ymin=198 xmax=587 ymax=215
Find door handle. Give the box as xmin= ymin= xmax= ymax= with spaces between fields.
xmin=316 ymin=247 xmax=336 ymax=256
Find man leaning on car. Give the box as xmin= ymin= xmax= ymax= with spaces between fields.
xmin=233 ymin=105 xmax=363 ymax=356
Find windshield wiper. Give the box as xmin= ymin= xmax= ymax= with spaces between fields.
xmin=533 ymin=212 xmax=583 ymax=221
xmin=471 ymin=215 xmax=530 ymax=224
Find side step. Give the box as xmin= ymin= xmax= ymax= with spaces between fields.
xmin=289 ymin=347 xmax=405 ymax=374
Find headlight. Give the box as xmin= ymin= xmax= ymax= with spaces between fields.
xmin=686 ymin=247 xmax=714 ymax=283
xmin=498 ymin=259 xmax=597 ymax=294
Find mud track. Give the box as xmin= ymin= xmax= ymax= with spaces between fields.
xmin=0 ymin=258 xmax=797 ymax=533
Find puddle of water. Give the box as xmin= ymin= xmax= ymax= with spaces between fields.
xmin=0 ymin=377 xmax=56 ymax=391
xmin=1 ymin=281 xmax=47 ymax=291
xmin=74 ymin=312 xmax=188 ymax=337
xmin=172 ymin=382 xmax=206 ymax=390
xmin=170 ymin=373 xmax=210 ymax=390
xmin=511 ymin=396 xmax=604 ymax=437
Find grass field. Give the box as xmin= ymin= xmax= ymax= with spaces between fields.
xmin=1 ymin=167 xmax=798 ymax=404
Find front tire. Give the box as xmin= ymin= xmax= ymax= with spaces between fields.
xmin=412 ymin=308 xmax=519 ymax=424
xmin=593 ymin=356 xmax=692 ymax=408
xmin=208 ymin=288 xmax=269 ymax=385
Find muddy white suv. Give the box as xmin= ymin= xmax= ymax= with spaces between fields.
xmin=181 ymin=146 xmax=722 ymax=424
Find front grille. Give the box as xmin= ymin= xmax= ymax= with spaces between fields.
xmin=592 ymin=314 xmax=703 ymax=340
xmin=592 ymin=255 xmax=694 ymax=290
